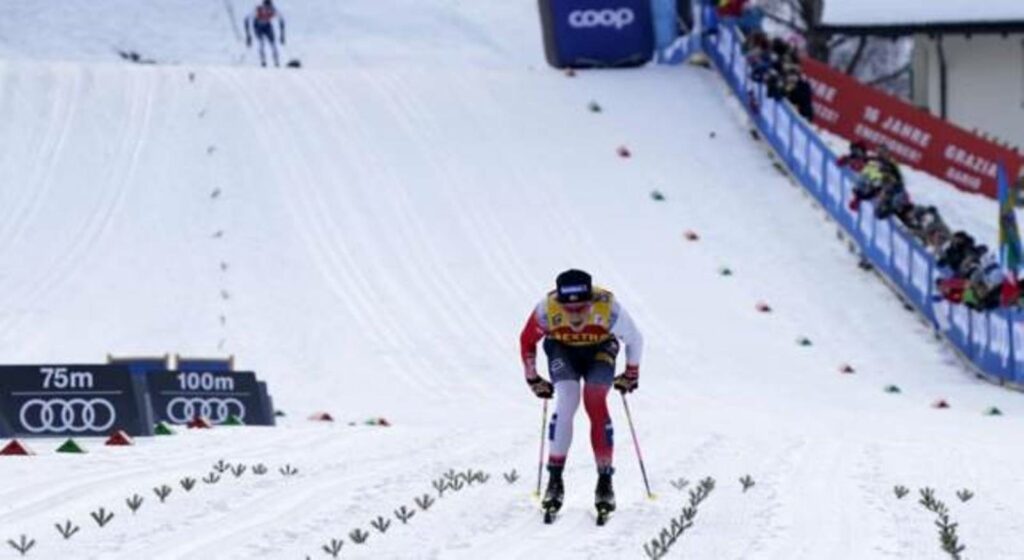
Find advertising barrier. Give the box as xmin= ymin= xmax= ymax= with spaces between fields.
xmin=176 ymin=356 xmax=234 ymax=372
xmin=539 ymin=0 xmax=654 ymax=68
xmin=0 ymin=365 xmax=154 ymax=437
xmin=703 ymin=22 xmax=1022 ymax=386
xmin=801 ymin=58 xmax=1022 ymax=200
xmin=146 ymin=370 xmax=275 ymax=426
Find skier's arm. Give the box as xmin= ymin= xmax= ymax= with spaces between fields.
xmin=519 ymin=303 xmax=547 ymax=380
xmin=610 ymin=302 xmax=643 ymax=376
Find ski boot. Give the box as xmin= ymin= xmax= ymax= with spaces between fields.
xmin=595 ymin=467 xmax=615 ymax=526
xmin=542 ymin=465 xmax=564 ymax=524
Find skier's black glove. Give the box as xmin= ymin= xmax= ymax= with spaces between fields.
xmin=527 ymin=376 xmax=553 ymax=399
xmin=613 ymin=365 xmax=639 ymax=394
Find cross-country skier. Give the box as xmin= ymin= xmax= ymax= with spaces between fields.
xmin=245 ymin=0 xmax=286 ymax=67
xmin=519 ymin=269 xmax=643 ymax=521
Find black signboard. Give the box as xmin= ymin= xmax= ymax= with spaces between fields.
xmin=146 ymin=370 xmax=274 ymax=426
xmin=0 ymin=364 xmax=154 ymax=437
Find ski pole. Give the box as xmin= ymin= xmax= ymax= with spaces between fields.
xmin=621 ymin=393 xmax=655 ymax=500
xmin=534 ymin=398 xmax=549 ymax=497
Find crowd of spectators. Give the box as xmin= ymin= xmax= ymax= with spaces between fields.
xmin=836 ymin=141 xmax=1019 ymax=311
xmin=710 ymin=1 xmax=1019 ymax=312
xmin=742 ymin=31 xmax=814 ymax=120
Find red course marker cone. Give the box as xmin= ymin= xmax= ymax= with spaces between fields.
xmin=187 ymin=416 xmax=213 ymax=429
xmin=617 ymin=146 xmax=632 ymax=158
xmin=309 ymin=412 xmax=334 ymax=422
xmin=933 ymin=399 xmax=950 ymax=409
xmin=105 ymin=430 xmax=134 ymax=446
xmin=0 ymin=439 xmax=34 ymax=456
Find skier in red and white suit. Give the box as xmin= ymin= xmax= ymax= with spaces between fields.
xmin=519 ymin=269 xmax=643 ymax=512
xmin=245 ymin=0 xmax=286 ymax=67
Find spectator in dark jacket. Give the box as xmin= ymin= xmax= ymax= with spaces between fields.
xmin=937 ymin=231 xmax=976 ymax=273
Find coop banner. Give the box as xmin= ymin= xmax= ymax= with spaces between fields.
xmin=801 ymin=58 xmax=1022 ymax=200
xmin=0 ymin=365 xmax=154 ymax=438
xmin=146 ymin=370 xmax=274 ymax=426
xmin=539 ymin=0 xmax=654 ymax=68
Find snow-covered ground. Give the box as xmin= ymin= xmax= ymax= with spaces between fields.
xmin=2 ymin=1 xmax=1024 ymax=558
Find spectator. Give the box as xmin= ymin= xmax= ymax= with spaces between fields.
xmin=838 ymin=141 xmax=870 ymax=172
xmin=869 ymin=145 xmax=904 ymax=186
xmin=937 ymin=231 xmax=976 ymax=273
xmin=785 ymin=71 xmax=814 ymax=120
xmin=717 ymin=0 xmax=746 ymax=18
xmin=963 ymin=247 xmax=1004 ymax=310
xmin=874 ymin=180 xmax=911 ymax=221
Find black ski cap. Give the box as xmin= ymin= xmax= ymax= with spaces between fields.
xmin=555 ymin=269 xmax=593 ymax=303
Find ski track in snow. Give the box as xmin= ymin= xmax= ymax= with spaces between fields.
xmin=3 ymin=2 xmax=1024 ymax=559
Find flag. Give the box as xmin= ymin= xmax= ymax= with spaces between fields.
xmin=997 ymin=163 xmax=1022 ymax=305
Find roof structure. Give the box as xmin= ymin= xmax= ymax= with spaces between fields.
xmin=820 ymin=1 xmax=1024 ymax=35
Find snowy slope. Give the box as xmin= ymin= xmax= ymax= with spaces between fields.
xmin=2 ymin=1 xmax=1024 ymax=559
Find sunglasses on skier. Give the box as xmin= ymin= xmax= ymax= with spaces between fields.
xmin=562 ymin=302 xmax=592 ymax=313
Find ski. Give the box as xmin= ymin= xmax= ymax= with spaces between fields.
xmin=542 ymin=503 xmax=561 ymax=524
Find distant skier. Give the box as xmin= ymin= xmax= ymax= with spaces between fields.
xmin=519 ymin=269 xmax=643 ymax=521
xmin=245 ymin=0 xmax=286 ymax=67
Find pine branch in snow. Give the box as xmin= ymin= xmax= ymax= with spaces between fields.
xmin=739 ymin=475 xmax=755 ymax=492
xmin=394 ymin=506 xmax=415 ymax=524
xmin=917 ymin=488 xmax=967 ymax=559
xmin=433 ymin=478 xmax=449 ymax=497
xmin=153 ymin=485 xmax=172 ymax=503
xmin=348 ymin=528 xmax=369 ymax=544
xmin=370 ymin=516 xmax=391 ymax=533
xmin=126 ymin=494 xmax=144 ymax=513
xmin=642 ymin=476 xmax=715 ymax=559
xmin=415 ymin=494 xmax=435 ymax=511
xmin=321 ymin=538 xmax=344 ymax=558
xmin=90 ymin=507 xmax=114 ymax=528
xmin=6 ymin=535 xmax=35 ymax=556
xmin=54 ymin=520 xmax=79 ymax=540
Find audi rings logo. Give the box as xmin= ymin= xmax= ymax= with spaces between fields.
xmin=568 ymin=8 xmax=635 ymax=30
xmin=167 ymin=397 xmax=246 ymax=424
xmin=19 ymin=398 xmax=117 ymax=433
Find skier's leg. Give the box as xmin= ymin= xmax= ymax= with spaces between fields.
xmin=583 ymin=340 xmax=618 ymax=471
xmin=548 ymin=381 xmax=581 ymax=467
xmin=543 ymin=340 xmax=583 ymax=468
xmin=267 ymin=27 xmax=280 ymax=67
xmin=257 ymin=35 xmax=267 ymax=67
xmin=583 ymin=382 xmax=613 ymax=469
